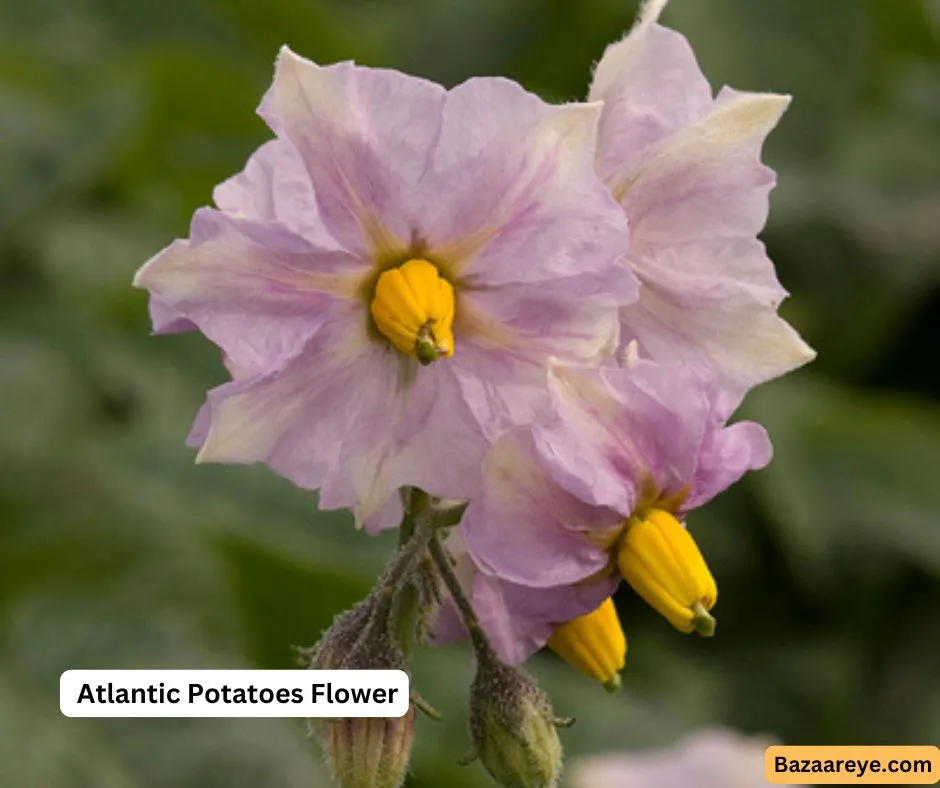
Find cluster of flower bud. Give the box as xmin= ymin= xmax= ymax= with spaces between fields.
xmin=300 ymin=498 xmax=574 ymax=788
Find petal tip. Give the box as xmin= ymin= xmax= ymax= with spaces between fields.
xmin=639 ymin=0 xmax=669 ymax=25
xmin=274 ymin=44 xmax=301 ymax=69
xmin=797 ymin=341 xmax=818 ymax=366
xmin=132 ymin=256 xmax=163 ymax=291
xmin=194 ymin=430 xmax=223 ymax=464
xmin=131 ymin=265 xmax=148 ymax=289
xmin=743 ymin=92 xmax=792 ymax=127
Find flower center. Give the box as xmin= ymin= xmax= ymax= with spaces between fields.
xmin=370 ymin=259 xmax=455 ymax=365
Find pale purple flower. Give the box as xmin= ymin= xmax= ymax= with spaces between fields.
xmin=134 ymin=48 xmax=636 ymax=527
xmin=589 ymin=0 xmax=815 ymax=403
xmin=455 ymin=356 xmax=770 ymax=662
xmin=567 ymin=728 xmax=791 ymax=788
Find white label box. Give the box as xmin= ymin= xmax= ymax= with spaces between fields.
xmin=60 ymin=670 xmax=410 ymax=718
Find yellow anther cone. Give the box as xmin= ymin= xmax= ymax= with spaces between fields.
xmin=617 ymin=509 xmax=717 ymax=636
xmin=547 ymin=597 xmax=626 ymax=692
xmin=371 ymin=259 xmax=455 ymax=365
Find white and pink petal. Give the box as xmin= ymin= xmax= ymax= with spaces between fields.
xmin=621 ymin=238 xmax=816 ymax=399
xmin=685 ymin=419 xmax=772 ymax=511
xmin=259 ymin=49 xmax=447 ymax=259
xmin=195 ymin=316 xmax=490 ymax=527
xmin=539 ymin=361 xmax=711 ymax=507
xmin=418 ymin=81 xmax=632 ymax=292
xmin=148 ymin=294 xmax=195 ymax=335
xmin=134 ymin=207 xmax=367 ymax=374
xmin=590 ymin=16 xmax=712 ymax=182
xmin=462 ymin=425 xmax=621 ymax=589
xmin=213 ymin=138 xmax=331 ymax=243
xmin=614 ymin=90 xmax=791 ymax=246
xmin=319 ymin=361 xmax=490 ymax=529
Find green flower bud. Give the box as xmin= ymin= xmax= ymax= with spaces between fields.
xmin=297 ymin=600 xmax=374 ymax=672
xmin=321 ymin=709 xmax=416 ymax=788
xmin=469 ymin=659 xmax=566 ymax=788
xmin=299 ymin=587 xmax=407 ymax=673
xmin=299 ymin=596 xmax=415 ymax=788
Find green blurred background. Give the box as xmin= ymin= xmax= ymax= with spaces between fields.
xmin=2 ymin=0 xmax=939 ymax=785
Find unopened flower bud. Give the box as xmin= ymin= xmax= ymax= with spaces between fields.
xmin=469 ymin=658 xmax=565 ymax=788
xmin=547 ymin=597 xmax=626 ymax=692
xmin=300 ymin=595 xmax=415 ymax=788
xmin=298 ymin=600 xmax=374 ymax=672
xmin=617 ymin=509 xmax=717 ymax=636
xmin=321 ymin=709 xmax=416 ymax=788
xmin=299 ymin=580 xmax=408 ymax=673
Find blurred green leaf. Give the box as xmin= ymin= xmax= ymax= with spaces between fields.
xmin=0 ymin=75 xmax=143 ymax=233
xmin=0 ymin=670 xmax=140 ymax=788
xmin=747 ymin=375 xmax=940 ymax=583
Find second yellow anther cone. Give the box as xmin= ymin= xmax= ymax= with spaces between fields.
xmin=547 ymin=597 xmax=626 ymax=692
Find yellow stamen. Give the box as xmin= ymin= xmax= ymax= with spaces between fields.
xmin=370 ymin=259 xmax=455 ymax=365
xmin=546 ymin=597 xmax=626 ymax=692
xmin=617 ymin=509 xmax=717 ymax=636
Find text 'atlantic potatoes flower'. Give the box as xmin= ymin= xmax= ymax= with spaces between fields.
xmin=456 ymin=356 xmax=771 ymax=674
xmin=134 ymin=49 xmax=637 ymax=528
xmin=589 ymin=0 xmax=815 ymax=404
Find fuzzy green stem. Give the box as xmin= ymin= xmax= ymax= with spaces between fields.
xmin=398 ymin=488 xmax=416 ymax=547
xmin=385 ymin=492 xmax=436 ymax=583
xmin=378 ymin=489 xmax=469 ymax=652
xmin=428 ymin=533 xmax=496 ymax=661
xmin=369 ymin=489 xmax=437 ymax=627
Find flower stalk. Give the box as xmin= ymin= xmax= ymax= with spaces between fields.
xmin=428 ymin=532 xmax=493 ymax=659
